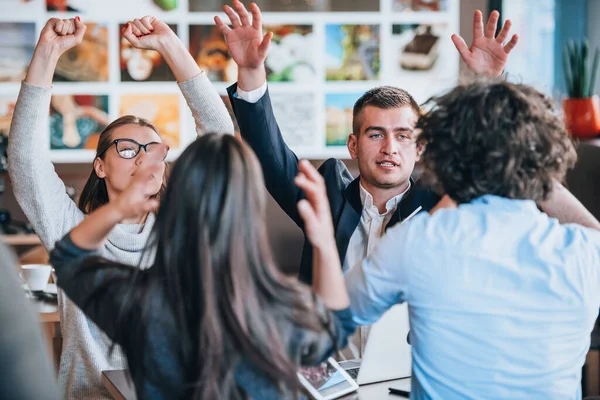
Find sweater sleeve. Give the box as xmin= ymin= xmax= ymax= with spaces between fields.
xmin=8 ymin=81 xmax=85 ymax=251
xmin=177 ymin=72 xmax=234 ymax=136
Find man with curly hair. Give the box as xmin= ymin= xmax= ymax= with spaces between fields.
xmin=342 ymin=81 xmax=600 ymax=398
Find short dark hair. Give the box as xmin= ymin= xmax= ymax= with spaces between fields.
xmin=352 ymin=86 xmax=420 ymax=134
xmin=416 ymin=81 xmax=577 ymax=204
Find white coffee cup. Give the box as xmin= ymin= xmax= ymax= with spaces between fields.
xmin=20 ymin=264 xmax=52 ymax=292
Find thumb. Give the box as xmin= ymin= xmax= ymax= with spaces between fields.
xmin=74 ymin=16 xmax=87 ymax=42
xmin=451 ymin=34 xmax=470 ymax=61
xmin=258 ymin=31 xmax=273 ymax=59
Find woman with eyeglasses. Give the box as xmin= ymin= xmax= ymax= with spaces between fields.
xmin=8 ymin=16 xmax=233 ymax=399
xmin=49 ymin=134 xmax=354 ymax=399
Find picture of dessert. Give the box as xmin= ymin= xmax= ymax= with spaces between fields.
xmin=120 ymin=24 xmax=177 ymax=82
xmin=189 ymin=25 xmax=237 ymax=83
xmin=400 ymin=25 xmax=440 ymax=71
xmin=55 ymin=22 xmax=109 ymax=82
xmin=389 ymin=22 xmax=458 ymax=103
xmin=265 ymin=25 xmax=315 ymax=82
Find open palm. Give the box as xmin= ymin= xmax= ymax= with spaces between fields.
xmin=214 ymin=0 xmax=272 ymax=69
xmin=452 ymin=10 xmax=519 ymax=78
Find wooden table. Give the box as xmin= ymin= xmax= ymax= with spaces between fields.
xmin=2 ymin=234 xmax=41 ymax=246
xmin=102 ymin=369 xmax=412 ymax=399
xmin=32 ymin=288 xmax=61 ymax=372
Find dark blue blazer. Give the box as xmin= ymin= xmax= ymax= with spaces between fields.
xmin=227 ymin=84 xmax=440 ymax=284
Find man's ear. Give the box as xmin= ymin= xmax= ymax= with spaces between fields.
xmin=347 ymin=133 xmax=358 ymax=160
xmin=94 ymin=157 xmax=106 ymax=179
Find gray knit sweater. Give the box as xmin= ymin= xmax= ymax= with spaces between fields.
xmin=8 ymin=72 xmax=234 ymax=399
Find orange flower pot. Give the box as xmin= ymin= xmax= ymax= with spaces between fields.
xmin=562 ymin=95 xmax=600 ymax=138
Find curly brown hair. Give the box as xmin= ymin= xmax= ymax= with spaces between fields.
xmin=416 ymin=81 xmax=577 ymax=204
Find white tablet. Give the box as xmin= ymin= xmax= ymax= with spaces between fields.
xmin=298 ymin=357 xmax=359 ymax=400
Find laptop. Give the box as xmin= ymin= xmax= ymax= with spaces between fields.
xmin=338 ymin=303 xmax=412 ymax=385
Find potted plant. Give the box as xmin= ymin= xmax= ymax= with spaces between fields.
xmin=562 ymin=39 xmax=600 ymax=138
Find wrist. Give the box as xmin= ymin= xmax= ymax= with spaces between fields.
xmin=157 ymin=32 xmax=182 ymax=56
xmin=238 ymin=66 xmax=267 ymax=91
xmin=33 ymin=43 xmax=62 ymax=64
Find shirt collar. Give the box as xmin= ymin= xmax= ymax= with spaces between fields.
xmin=359 ymin=181 xmax=411 ymax=215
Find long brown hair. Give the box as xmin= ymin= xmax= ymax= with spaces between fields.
xmin=81 ymin=134 xmax=326 ymax=399
xmin=78 ymin=115 xmax=169 ymax=214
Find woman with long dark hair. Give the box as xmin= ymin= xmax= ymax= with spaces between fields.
xmin=49 ymin=134 xmax=354 ymax=399
xmin=8 ymin=16 xmax=233 ymax=399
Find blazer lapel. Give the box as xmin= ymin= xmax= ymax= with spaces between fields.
xmin=334 ymin=178 xmax=362 ymax=266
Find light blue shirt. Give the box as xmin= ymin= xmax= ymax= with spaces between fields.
xmin=345 ymin=195 xmax=600 ymax=400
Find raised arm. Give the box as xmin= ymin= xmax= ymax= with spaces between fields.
xmin=452 ymin=10 xmax=519 ymax=78
xmin=540 ymin=181 xmax=600 ymax=231
xmin=123 ymin=16 xmax=233 ymax=135
xmin=8 ymin=18 xmax=87 ymax=250
xmin=216 ymin=1 xmax=306 ymax=225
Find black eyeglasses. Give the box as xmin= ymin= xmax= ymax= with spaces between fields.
xmin=98 ymin=138 xmax=170 ymax=161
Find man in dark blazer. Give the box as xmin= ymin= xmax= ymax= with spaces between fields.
xmin=216 ymin=1 xmax=519 ymax=284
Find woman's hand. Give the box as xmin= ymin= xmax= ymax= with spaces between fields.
xmin=37 ymin=17 xmax=86 ymax=56
xmin=25 ymin=17 xmax=86 ymax=87
xmin=112 ymin=164 xmax=162 ymax=221
xmin=122 ymin=16 xmax=177 ymax=54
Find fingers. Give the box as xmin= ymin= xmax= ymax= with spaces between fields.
xmin=495 ymin=19 xmax=512 ymax=43
xmin=451 ymin=34 xmax=470 ymax=60
xmin=223 ymin=5 xmax=241 ymax=28
xmin=73 ymin=16 xmax=87 ymax=42
xmin=298 ymin=159 xmax=323 ymax=184
xmin=503 ymin=34 xmax=519 ymax=54
xmin=258 ymin=31 xmax=273 ymax=59
xmin=485 ymin=10 xmax=499 ymax=39
xmin=132 ymin=18 xmax=151 ymax=35
xmin=122 ymin=23 xmax=142 ymax=47
xmin=232 ymin=0 xmax=251 ymax=26
xmin=472 ymin=10 xmax=484 ymax=38
xmin=250 ymin=2 xmax=262 ymax=30
xmin=52 ymin=18 xmax=64 ymax=34
xmin=214 ymin=16 xmax=231 ymax=34
xmin=140 ymin=16 xmax=155 ymax=32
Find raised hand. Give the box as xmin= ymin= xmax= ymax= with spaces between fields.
xmin=25 ymin=18 xmax=86 ymax=87
xmin=451 ymin=10 xmax=519 ymax=78
xmin=122 ymin=16 xmax=177 ymax=53
xmin=37 ymin=17 xmax=86 ymax=55
xmin=214 ymin=0 xmax=272 ymax=70
xmin=294 ymin=160 xmax=335 ymax=250
xmin=112 ymin=163 xmax=163 ymax=221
